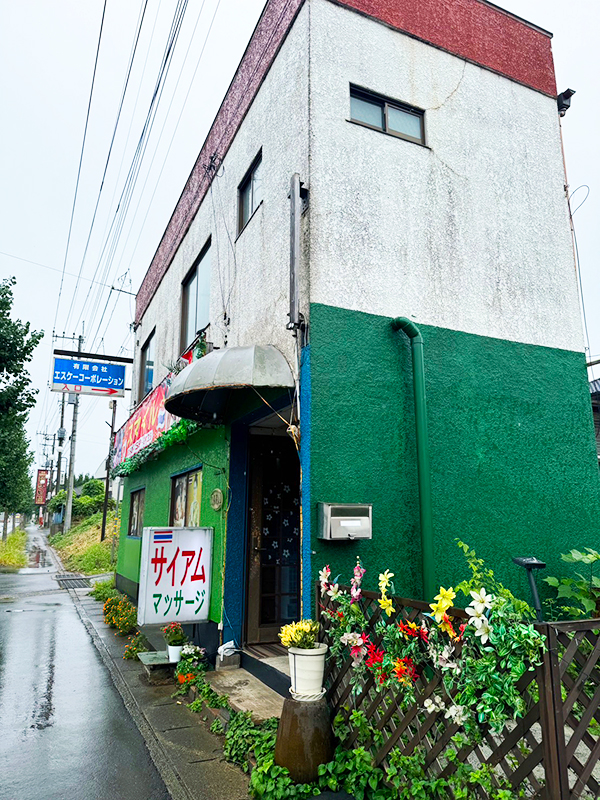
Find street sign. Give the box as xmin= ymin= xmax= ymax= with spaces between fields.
xmin=137 ymin=527 xmax=213 ymax=626
xmin=34 ymin=469 xmax=49 ymax=505
xmin=51 ymin=357 xmax=125 ymax=397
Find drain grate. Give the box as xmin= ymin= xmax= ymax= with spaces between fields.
xmin=55 ymin=573 xmax=91 ymax=589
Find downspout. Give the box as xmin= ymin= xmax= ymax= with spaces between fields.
xmin=391 ymin=318 xmax=435 ymax=601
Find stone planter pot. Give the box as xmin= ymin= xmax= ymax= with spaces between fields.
xmin=288 ymin=643 xmax=328 ymax=700
xmin=167 ymin=644 xmax=183 ymax=663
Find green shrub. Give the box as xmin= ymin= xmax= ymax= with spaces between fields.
xmin=90 ymin=576 xmax=118 ymax=602
xmin=123 ymin=632 xmax=149 ymax=660
xmin=103 ymin=596 xmax=121 ymax=627
xmin=104 ymin=596 xmax=137 ymax=635
xmin=81 ymin=479 xmax=105 ymax=497
xmin=0 ymin=530 xmax=27 ymax=568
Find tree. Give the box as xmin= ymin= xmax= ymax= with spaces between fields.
xmin=0 ymin=277 xmax=42 ymax=537
xmin=0 ymin=277 xmax=43 ymax=418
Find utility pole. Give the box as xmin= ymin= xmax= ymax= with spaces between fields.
xmin=56 ymin=395 xmax=66 ymax=493
xmin=100 ymin=399 xmax=117 ymax=542
xmin=64 ymin=335 xmax=83 ymax=533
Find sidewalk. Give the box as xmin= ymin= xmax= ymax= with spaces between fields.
xmin=68 ymin=587 xmax=251 ymax=800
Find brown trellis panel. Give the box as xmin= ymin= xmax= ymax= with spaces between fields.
xmin=316 ymin=585 xmax=600 ymax=799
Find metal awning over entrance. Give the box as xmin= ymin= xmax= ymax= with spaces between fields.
xmin=164 ymin=344 xmax=295 ymax=421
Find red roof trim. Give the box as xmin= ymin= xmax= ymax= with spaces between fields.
xmin=334 ymin=0 xmax=556 ymax=98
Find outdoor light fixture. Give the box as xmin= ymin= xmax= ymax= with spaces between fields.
xmin=512 ymin=556 xmax=546 ymax=621
xmin=557 ymin=88 xmax=575 ymax=117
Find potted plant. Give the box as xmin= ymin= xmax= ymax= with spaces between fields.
xmin=162 ymin=622 xmax=187 ymax=662
xmin=279 ymin=619 xmax=327 ymax=700
xmin=175 ymin=644 xmax=207 ymax=683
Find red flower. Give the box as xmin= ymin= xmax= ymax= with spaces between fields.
xmin=393 ymin=657 xmax=418 ymax=685
xmin=398 ymin=620 xmax=419 ymax=638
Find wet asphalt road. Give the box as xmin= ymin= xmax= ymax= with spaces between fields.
xmin=0 ymin=528 xmax=170 ymax=800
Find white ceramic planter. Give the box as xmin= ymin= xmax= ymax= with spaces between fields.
xmin=288 ymin=643 xmax=328 ymax=700
xmin=167 ymin=644 xmax=183 ymax=663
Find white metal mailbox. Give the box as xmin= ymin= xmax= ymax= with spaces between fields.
xmin=318 ymin=503 xmax=372 ymax=540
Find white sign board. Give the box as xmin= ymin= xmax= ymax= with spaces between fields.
xmin=138 ymin=527 xmax=213 ymax=626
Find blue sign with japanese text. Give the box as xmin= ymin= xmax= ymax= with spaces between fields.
xmin=51 ymin=357 xmax=126 ymax=397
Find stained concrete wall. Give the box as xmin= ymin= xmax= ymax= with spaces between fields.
xmin=307 ymin=0 xmax=582 ymax=354
xmin=132 ymin=3 xmax=310 ymax=405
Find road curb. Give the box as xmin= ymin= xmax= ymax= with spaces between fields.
xmin=68 ymin=588 xmax=196 ymax=800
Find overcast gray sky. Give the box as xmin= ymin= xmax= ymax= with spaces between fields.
xmin=0 ymin=0 xmax=598 ymax=479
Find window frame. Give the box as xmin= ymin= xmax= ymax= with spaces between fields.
xmin=139 ymin=330 xmax=155 ymax=402
xmin=237 ymin=150 xmax=263 ymax=235
xmin=349 ymin=86 xmax=426 ymax=146
xmin=128 ymin=488 xmax=145 ymax=538
xmin=180 ymin=239 xmax=211 ymax=354
xmin=169 ymin=466 xmax=203 ymax=528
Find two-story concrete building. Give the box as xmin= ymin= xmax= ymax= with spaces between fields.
xmin=114 ymin=0 xmax=600 ymax=660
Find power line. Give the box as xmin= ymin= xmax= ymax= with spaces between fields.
xmin=84 ymin=0 xmax=191 ymax=348
xmin=62 ymin=0 xmax=150 ymax=334
xmin=52 ymin=0 xmax=108 ymax=336
xmin=0 ymin=250 xmax=133 ymax=292
xmin=124 ymin=0 xmax=220 ymax=274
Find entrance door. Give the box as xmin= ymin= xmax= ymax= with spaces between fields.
xmin=246 ymin=436 xmax=300 ymax=644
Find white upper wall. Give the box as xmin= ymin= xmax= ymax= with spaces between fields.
xmin=133 ymin=4 xmax=310 ymax=405
xmin=308 ymin=0 xmax=583 ymax=352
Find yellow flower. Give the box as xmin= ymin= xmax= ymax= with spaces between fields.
xmin=429 ymin=600 xmax=448 ymax=623
xmin=378 ymin=570 xmax=394 ymax=593
xmin=434 ymin=587 xmax=456 ymax=607
xmin=429 ymin=587 xmax=455 ymax=622
xmin=378 ymin=596 xmax=395 ymax=617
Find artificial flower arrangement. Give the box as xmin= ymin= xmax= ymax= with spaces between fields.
xmin=320 ymin=547 xmax=546 ymax=733
xmin=279 ymin=619 xmax=320 ymax=649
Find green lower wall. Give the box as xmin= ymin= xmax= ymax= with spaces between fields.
xmin=308 ymin=303 xmax=600 ymax=603
xmin=117 ymin=427 xmax=229 ymax=623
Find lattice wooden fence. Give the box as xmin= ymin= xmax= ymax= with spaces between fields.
xmin=317 ymin=587 xmax=600 ymax=799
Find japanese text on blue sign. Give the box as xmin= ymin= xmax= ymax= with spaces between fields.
xmin=51 ymin=357 xmax=125 ymax=397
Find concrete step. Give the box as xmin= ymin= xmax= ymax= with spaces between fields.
xmin=206 ymin=667 xmax=285 ymax=721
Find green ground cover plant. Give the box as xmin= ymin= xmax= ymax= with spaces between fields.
xmin=89 ymin=576 xmax=118 ymax=602
xmin=0 ymin=529 xmax=27 ymax=568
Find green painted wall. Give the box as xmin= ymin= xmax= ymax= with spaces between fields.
xmin=308 ymin=303 xmax=600 ymax=603
xmin=117 ymin=427 xmax=229 ymax=623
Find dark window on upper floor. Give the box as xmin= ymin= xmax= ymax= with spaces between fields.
xmin=139 ymin=331 xmax=155 ymax=400
xmin=350 ymin=86 xmax=425 ymax=145
xmin=128 ymin=489 xmax=145 ymax=537
xmin=181 ymin=242 xmax=211 ymax=352
xmin=238 ymin=151 xmax=263 ymax=233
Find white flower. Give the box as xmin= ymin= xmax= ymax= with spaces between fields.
xmin=423 ymin=698 xmax=436 ymax=713
xmin=437 ymin=644 xmax=461 ymax=673
xmin=473 ymin=617 xmax=492 ymax=645
xmin=469 ymin=588 xmax=494 ymax=612
xmin=327 ymin=583 xmax=341 ymax=600
xmin=445 ymin=704 xmax=468 ymax=725
xmin=319 ymin=566 xmax=331 ymax=595
xmin=465 ymin=604 xmax=485 ymax=624
xmin=340 ymin=632 xmax=363 ymax=647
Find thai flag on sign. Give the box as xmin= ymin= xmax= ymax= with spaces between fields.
xmin=153 ymin=531 xmax=173 ymax=543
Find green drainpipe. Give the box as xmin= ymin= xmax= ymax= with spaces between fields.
xmin=391 ymin=317 xmax=435 ymax=602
